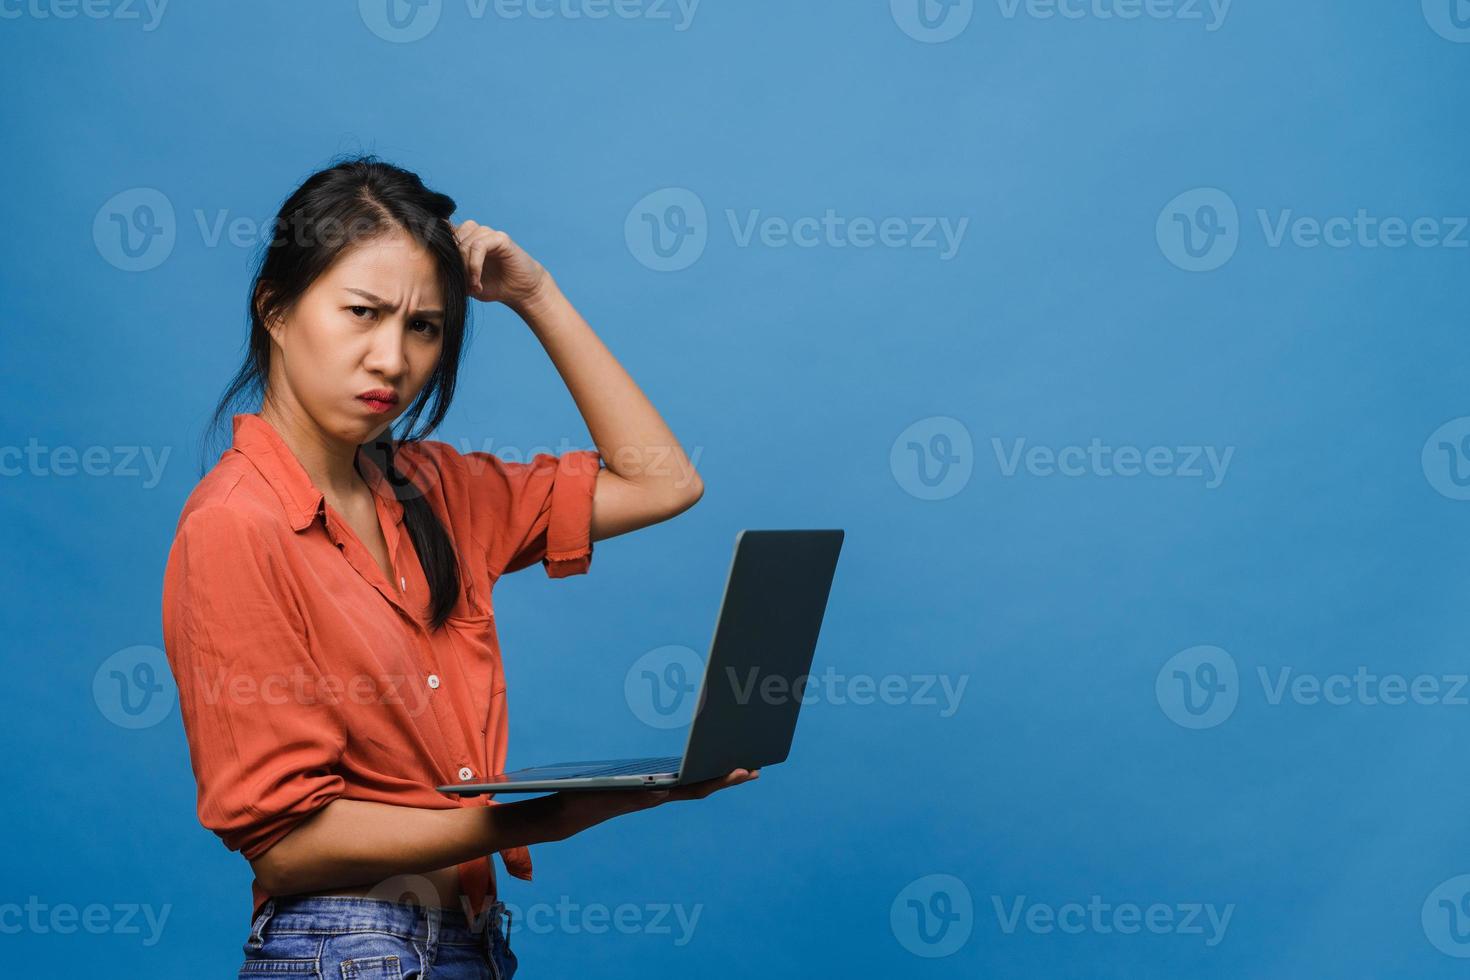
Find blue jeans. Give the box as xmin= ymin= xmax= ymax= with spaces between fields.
xmin=238 ymin=894 xmax=518 ymax=979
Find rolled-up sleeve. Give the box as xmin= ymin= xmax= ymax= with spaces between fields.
xmin=467 ymin=448 xmax=603 ymax=579
xmin=160 ymin=505 xmax=347 ymax=861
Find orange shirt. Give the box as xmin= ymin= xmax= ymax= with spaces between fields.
xmin=160 ymin=412 xmax=602 ymax=924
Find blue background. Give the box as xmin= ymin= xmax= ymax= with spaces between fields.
xmin=4 ymin=0 xmax=1470 ymax=975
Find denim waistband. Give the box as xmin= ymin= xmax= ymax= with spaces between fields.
xmin=249 ymin=894 xmax=511 ymax=949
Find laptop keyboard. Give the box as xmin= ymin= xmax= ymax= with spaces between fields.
xmin=564 ymin=755 xmax=683 ymax=778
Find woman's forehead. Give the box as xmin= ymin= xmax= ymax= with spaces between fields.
xmin=323 ymin=235 xmax=443 ymax=298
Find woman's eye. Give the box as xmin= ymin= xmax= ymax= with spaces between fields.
xmin=347 ymin=305 xmax=436 ymax=336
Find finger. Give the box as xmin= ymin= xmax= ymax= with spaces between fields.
xmin=457 ymin=222 xmax=501 ymax=247
xmin=698 ymin=769 xmax=747 ymax=788
xmin=466 ymin=239 xmax=490 ymax=290
xmin=471 ymin=232 xmax=514 ymax=291
xmin=669 ymin=769 xmax=757 ymax=801
xmin=483 ymin=237 xmax=515 ymax=271
xmin=628 ymin=788 xmax=673 ymax=812
xmin=477 ymin=228 xmax=509 ymax=255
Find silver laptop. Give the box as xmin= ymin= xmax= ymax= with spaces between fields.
xmin=438 ymin=529 xmax=844 ymax=795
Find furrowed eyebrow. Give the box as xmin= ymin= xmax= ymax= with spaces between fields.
xmin=344 ymin=287 xmax=444 ymax=319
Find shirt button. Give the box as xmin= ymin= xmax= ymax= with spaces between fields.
xmin=400 ymin=576 xmax=407 ymax=592
xmin=458 ymin=766 xmax=474 ymax=781
xmin=427 ymin=674 xmax=440 ymax=689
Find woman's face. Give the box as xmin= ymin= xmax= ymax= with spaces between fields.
xmin=264 ymin=227 xmax=446 ymax=445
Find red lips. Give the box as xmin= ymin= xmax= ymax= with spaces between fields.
xmin=357 ymin=388 xmax=400 ymax=404
xmin=357 ymin=389 xmax=400 ymax=414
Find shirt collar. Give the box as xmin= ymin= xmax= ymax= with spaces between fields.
xmin=230 ymin=413 xmax=407 ymax=533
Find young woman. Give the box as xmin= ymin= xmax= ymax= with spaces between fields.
xmin=160 ymin=156 xmax=757 ymax=979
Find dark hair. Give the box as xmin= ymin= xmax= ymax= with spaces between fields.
xmin=199 ymin=153 xmax=469 ymax=631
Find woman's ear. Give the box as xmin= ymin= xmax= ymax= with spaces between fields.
xmin=254 ymin=281 xmax=283 ymax=341
xmin=253 ymin=280 xmax=270 ymax=320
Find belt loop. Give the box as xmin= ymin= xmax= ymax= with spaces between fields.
xmin=425 ymin=902 xmax=441 ymax=954
xmin=245 ymin=898 xmax=276 ymax=951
